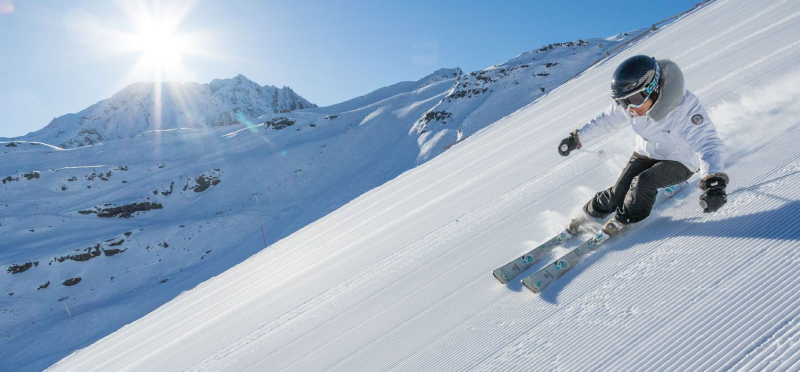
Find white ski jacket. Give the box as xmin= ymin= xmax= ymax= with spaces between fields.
xmin=576 ymin=60 xmax=725 ymax=178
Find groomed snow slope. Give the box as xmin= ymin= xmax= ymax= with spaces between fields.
xmin=50 ymin=0 xmax=800 ymax=370
xmin=0 ymin=33 xmax=636 ymax=372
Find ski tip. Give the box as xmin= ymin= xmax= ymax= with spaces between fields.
xmin=521 ymin=277 xmax=542 ymax=294
xmin=492 ymin=269 xmax=510 ymax=284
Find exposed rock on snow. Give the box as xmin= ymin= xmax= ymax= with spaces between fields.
xmin=79 ymin=201 xmax=164 ymax=218
xmin=183 ymin=170 xmax=222 ymax=193
xmin=2 ymin=171 xmax=40 ymax=184
xmin=61 ymin=278 xmax=81 ymax=286
xmin=265 ymin=117 xmax=296 ymax=130
xmin=7 ymin=262 xmax=38 ymax=275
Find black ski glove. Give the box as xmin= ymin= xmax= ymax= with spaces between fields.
xmin=558 ymin=130 xmax=581 ymax=156
xmin=699 ymin=173 xmax=729 ymax=213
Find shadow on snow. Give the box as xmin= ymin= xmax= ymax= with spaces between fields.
xmin=535 ymin=172 xmax=800 ymax=304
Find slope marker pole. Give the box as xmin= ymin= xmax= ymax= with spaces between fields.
xmin=63 ymin=302 xmax=72 ymax=318
xmin=255 ymin=195 xmax=268 ymax=248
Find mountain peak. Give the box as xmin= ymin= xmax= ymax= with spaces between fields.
xmin=209 ymin=74 xmax=260 ymax=89
xmin=19 ymin=75 xmax=317 ymax=147
xmin=415 ymin=68 xmax=463 ymax=90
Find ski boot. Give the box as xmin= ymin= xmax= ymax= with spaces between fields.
xmin=567 ymin=211 xmax=604 ymax=235
xmin=602 ymin=217 xmax=629 ymax=237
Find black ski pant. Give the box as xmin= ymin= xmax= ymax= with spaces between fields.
xmin=584 ymin=152 xmax=694 ymax=224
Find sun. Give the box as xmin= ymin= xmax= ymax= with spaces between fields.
xmin=124 ymin=3 xmax=198 ymax=83
xmin=60 ymin=0 xmax=219 ymax=134
xmin=102 ymin=0 xmax=207 ymax=85
xmin=85 ymin=0 xmax=212 ymax=133
xmin=134 ymin=21 xmax=184 ymax=70
xmin=62 ymin=0 xmax=217 ymax=86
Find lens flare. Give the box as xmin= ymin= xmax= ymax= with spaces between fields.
xmin=60 ymin=1 xmax=225 ymax=141
xmin=118 ymin=0 xmax=202 ymax=84
xmin=0 ymin=0 xmax=14 ymax=14
xmin=106 ymin=1 xmax=207 ymax=133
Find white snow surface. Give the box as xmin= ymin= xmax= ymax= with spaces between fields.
xmin=1 ymin=23 xmax=638 ymax=372
xmin=5 ymin=0 xmax=800 ymax=370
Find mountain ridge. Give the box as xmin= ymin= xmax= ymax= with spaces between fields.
xmin=14 ymin=74 xmax=316 ymax=148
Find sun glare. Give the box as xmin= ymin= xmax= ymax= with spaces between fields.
xmin=102 ymin=0 xmax=206 ymax=85
xmin=0 ymin=1 xmax=13 ymax=15
xmin=134 ymin=21 xmax=184 ymax=69
xmin=63 ymin=1 xmax=224 ymax=135
xmin=64 ymin=0 xmax=218 ymax=87
xmin=68 ymin=0 xmax=215 ymax=135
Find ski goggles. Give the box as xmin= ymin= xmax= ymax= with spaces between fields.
xmin=614 ymin=65 xmax=660 ymax=109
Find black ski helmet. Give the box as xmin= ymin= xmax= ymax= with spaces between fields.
xmin=611 ymin=55 xmax=659 ymax=99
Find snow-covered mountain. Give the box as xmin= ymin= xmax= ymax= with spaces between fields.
xmin=9 ymin=1 xmax=795 ymax=369
xmin=39 ymin=0 xmax=800 ymax=370
xmin=304 ymin=67 xmax=464 ymax=115
xmin=412 ymin=37 xmax=630 ymax=162
xmin=0 ymin=33 xmax=640 ymax=371
xmin=14 ymin=75 xmax=316 ymax=148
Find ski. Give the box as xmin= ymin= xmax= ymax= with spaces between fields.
xmin=521 ymin=227 xmax=611 ymax=293
xmin=492 ymin=229 xmax=575 ymax=284
xmin=521 ymin=181 xmax=687 ymax=294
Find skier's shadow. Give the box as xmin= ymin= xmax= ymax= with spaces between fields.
xmin=537 ymin=185 xmax=800 ymax=304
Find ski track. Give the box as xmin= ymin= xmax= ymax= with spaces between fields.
xmin=179 ymin=65 xmax=646 ymax=369
xmin=413 ymin=4 xmax=800 ymax=371
xmin=394 ymin=2 xmax=800 ymax=371
xmin=209 ymin=138 xmax=618 ymax=371
xmin=227 ymin=123 xmax=624 ymax=371
xmin=82 ymin=109 xmax=611 ymax=371
xmin=474 ymin=128 xmax=800 ymax=371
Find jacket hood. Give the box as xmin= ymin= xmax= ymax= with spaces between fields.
xmin=648 ymin=59 xmax=685 ymax=122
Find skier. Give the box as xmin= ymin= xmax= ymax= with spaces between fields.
xmin=558 ymin=55 xmax=728 ymax=237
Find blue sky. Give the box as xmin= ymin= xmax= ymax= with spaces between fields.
xmin=0 ymin=0 xmax=694 ymax=137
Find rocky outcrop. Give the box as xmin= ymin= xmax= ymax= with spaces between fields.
xmin=7 ymin=261 xmax=39 ymax=274
xmin=79 ymin=201 xmax=163 ymax=218
xmin=193 ymin=175 xmax=220 ymax=193
xmin=2 ymin=171 xmax=40 ymax=184
xmin=54 ymin=245 xmax=102 ymax=263
xmin=48 ymin=235 xmax=129 ymax=265
xmin=265 ymin=117 xmax=296 ymax=130
xmin=98 ymin=202 xmax=162 ymax=218
xmin=182 ymin=170 xmax=222 ymax=193
xmin=418 ymin=111 xmax=453 ymax=133
xmin=154 ymin=181 xmax=175 ymax=196
xmin=59 ymin=168 xmax=126 ymax=192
